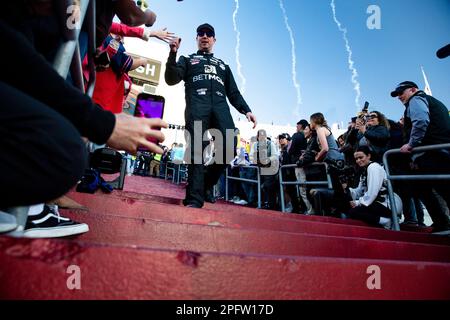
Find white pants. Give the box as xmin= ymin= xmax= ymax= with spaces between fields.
xmin=295 ymin=167 xmax=314 ymax=214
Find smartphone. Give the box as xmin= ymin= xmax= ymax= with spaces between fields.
xmin=134 ymin=93 xmax=165 ymax=150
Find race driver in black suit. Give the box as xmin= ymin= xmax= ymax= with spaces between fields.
xmin=165 ymin=23 xmax=257 ymax=208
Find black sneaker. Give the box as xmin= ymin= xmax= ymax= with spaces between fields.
xmin=184 ymin=202 xmax=202 ymax=208
xmin=431 ymin=224 xmax=450 ymax=235
xmin=205 ymin=190 xmax=216 ymax=204
xmin=22 ymin=205 xmax=89 ymax=238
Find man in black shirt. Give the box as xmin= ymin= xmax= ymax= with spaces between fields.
xmin=288 ymin=119 xmax=308 ymax=164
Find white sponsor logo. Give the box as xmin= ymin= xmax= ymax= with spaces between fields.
xmin=204 ymin=65 xmax=217 ymax=74
xmin=197 ymin=88 xmax=208 ymax=96
xmin=193 ymin=74 xmax=224 ymax=86
xmin=219 ymin=64 xmax=226 ymax=71
xmin=216 ymin=91 xmax=224 ymax=97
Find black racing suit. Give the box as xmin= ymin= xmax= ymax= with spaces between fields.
xmin=165 ymin=50 xmax=252 ymax=207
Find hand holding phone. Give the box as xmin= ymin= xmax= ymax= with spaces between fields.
xmin=134 ymin=93 xmax=165 ymax=150
xmin=106 ymin=114 xmax=167 ymax=156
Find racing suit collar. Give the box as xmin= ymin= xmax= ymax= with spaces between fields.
xmin=196 ymin=50 xmax=214 ymax=57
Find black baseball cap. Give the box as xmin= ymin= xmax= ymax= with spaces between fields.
xmin=196 ymin=23 xmax=215 ymax=37
xmin=390 ymin=81 xmax=418 ymax=97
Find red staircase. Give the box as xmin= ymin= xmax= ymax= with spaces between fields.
xmin=1 ymin=176 xmax=449 ymax=299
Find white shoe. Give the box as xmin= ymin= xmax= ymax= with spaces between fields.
xmin=234 ymin=199 xmax=248 ymax=205
xmin=0 ymin=211 xmax=18 ymax=234
xmin=229 ymin=196 xmax=240 ymax=203
xmin=285 ymin=203 xmax=293 ymax=213
xmin=379 ymin=217 xmax=392 ymax=230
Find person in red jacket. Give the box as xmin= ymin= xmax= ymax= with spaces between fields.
xmin=92 ymin=23 xmax=175 ymax=114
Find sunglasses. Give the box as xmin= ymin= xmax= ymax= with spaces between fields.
xmin=366 ymin=114 xmax=378 ymax=120
xmin=197 ymin=31 xmax=214 ymax=38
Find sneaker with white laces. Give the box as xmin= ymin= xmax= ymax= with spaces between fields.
xmin=0 ymin=211 xmax=18 ymax=234
xmin=19 ymin=205 xmax=89 ymax=238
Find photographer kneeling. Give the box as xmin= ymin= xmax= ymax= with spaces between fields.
xmin=347 ymin=146 xmax=398 ymax=229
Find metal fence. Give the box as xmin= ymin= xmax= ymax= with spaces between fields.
xmin=225 ymin=166 xmax=262 ymax=208
xmin=383 ymin=143 xmax=450 ymax=231
xmin=278 ymin=163 xmax=333 ymax=213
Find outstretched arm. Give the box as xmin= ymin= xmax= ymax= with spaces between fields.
xmin=164 ymin=38 xmax=186 ymax=86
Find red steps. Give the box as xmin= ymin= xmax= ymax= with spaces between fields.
xmin=67 ymin=191 xmax=450 ymax=246
xmin=1 ymin=176 xmax=450 ymax=299
xmin=1 ymin=237 xmax=449 ymax=300
xmin=58 ymin=211 xmax=450 ymax=263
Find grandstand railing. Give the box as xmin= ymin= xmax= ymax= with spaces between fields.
xmin=383 ymin=143 xmax=450 ymax=231
xmin=53 ymin=0 xmax=96 ymax=96
xmin=278 ymin=163 xmax=333 ymax=213
xmin=225 ymin=166 xmax=262 ymax=208
xmin=165 ymin=162 xmax=187 ymax=184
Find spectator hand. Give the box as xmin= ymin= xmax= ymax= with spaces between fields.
xmin=106 ymin=114 xmax=168 ymax=155
xmin=400 ymin=144 xmax=413 ymax=154
xmin=246 ymin=112 xmax=257 ymax=129
xmin=169 ymin=37 xmax=181 ymax=52
xmin=150 ymin=28 xmax=176 ymax=44
xmin=350 ymin=201 xmax=357 ymax=208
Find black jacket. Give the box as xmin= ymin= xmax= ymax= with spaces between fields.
xmin=364 ymin=125 xmax=390 ymax=151
xmin=297 ymin=134 xmax=320 ymax=167
xmin=404 ymin=91 xmax=450 ymax=146
xmin=288 ymin=131 xmax=307 ymax=164
xmin=358 ymin=125 xmax=390 ymax=163
xmin=165 ymin=51 xmax=251 ymax=118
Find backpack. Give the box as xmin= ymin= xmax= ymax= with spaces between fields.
xmin=76 ymin=168 xmax=113 ymax=194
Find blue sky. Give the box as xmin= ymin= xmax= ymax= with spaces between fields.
xmin=147 ymin=0 xmax=450 ymax=127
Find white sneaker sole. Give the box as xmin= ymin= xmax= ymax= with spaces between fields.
xmin=0 ymin=212 xmax=18 ymax=233
xmin=432 ymin=230 xmax=450 ymax=236
xmin=22 ymin=223 xmax=89 ymax=238
xmin=0 ymin=223 xmax=18 ymax=234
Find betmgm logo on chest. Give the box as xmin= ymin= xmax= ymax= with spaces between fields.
xmin=204 ymin=65 xmax=217 ymax=75
xmin=193 ymin=65 xmax=224 ymax=86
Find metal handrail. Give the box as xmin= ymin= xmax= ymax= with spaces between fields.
xmin=226 ymin=165 xmax=262 ymax=208
xmin=53 ymin=0 xmax=96 ymax=96
xmin=279 ymin=163 xmax=333 ymax=213
xmin=164 ymin=161 xmax=187 ymax=184
xmin=383 ymin=143 xmax=450 ymax=231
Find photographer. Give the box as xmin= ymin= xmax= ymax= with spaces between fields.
xmin=347 ymin=146 xmax=398 ymax=229
xmin=355 ymin=111 xmax=390 ymax=163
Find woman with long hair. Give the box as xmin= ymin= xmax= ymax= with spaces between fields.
xmin=309 ymin=113 xmax=344 ymax=164
xmin=356 ymin=110 xmax=390 ymax=163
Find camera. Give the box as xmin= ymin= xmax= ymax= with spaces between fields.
xmin=356 ymin=101 xmax=369 ymax=124
xmin=325 ymin=158 xmax=356 ymax=185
